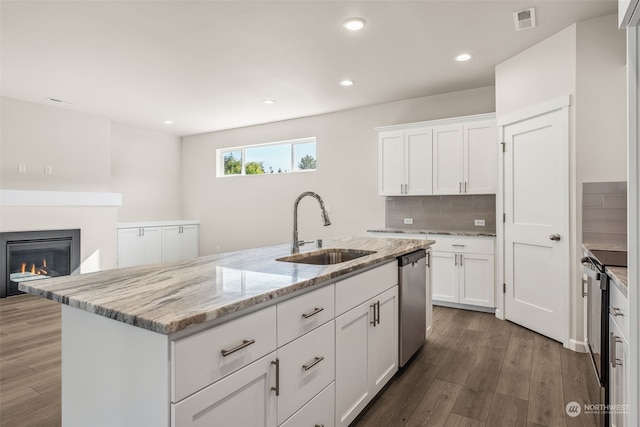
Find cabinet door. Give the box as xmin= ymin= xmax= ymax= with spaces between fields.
xmin=335 ymin=302 xmax=371 ymax=427
xmin=609 ymin=317 xmax=629 ymax=427
xmin=464 ymin=121 xmax=497 ymax=194
xmin=368 ymin=286 xmax=398 ymax=396
xmin=459 ymin=254 xmax=495 ymax=307
xmin=140 ymin=227 xmax=162 ymax=265
xmin=406 ymin=128 xmax=433 ymax=195
xmin=162 ymin=226 xmax=182 ymax=263
xmin=432 ymin=125 xmax=463 ymax=194
xmin=431 ymin=251 xmax=458 ymax=303
xmin=171 ymin=353 xmax=277 ymax=427
xmin=180 ymin=225 xmax=199 ymax=260
xmin=379 ymin=131 xmax=405 ymax=196
xmin=280 ymin=382 xmax=335 ymax=427
xmin=117 ymin=228 xmax=141 ymax=268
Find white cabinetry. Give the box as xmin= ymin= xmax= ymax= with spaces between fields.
xmin=609 ymin=282 xmax=630 ymax=427
xmin=117 ymin=221 xmax=199 ymax=268
xmin=379 ymin=127 xmax=433 ymax=195
xmin=334 ymin=262 xmax=398 ymax=427
xmin=432 ymin=120 xmax=497 ymax=195
xmin=377 ymin=113 xmax=496 ymax=196
xmin=430 ymin=235 xmax=495 ymax=308
xmin=116 ymin=226 xmax=162 ymax=268
xmin=162 ymin=225 xmax=199 ymax=262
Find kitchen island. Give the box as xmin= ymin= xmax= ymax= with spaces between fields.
xmin=20 ymin=236 xmax=433 ymax=427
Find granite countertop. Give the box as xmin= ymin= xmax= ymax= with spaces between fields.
xmin=368 ymin=227 xmax=496 ymax=237
xmin=582 ymin=242 xmax=628 ymax=253
xmin=606 ymin=266 xmax=628 ymax=297
xmin=20 ymin=236 xmax=433 ymax=336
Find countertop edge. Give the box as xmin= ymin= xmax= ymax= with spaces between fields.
xmin=368 ymin=228 xmax=496 ymax=237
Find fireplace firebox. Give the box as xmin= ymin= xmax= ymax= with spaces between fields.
xmin=1 ymin=229 xmax=80 ymax=298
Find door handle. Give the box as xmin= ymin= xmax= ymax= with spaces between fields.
xmin=271 ymin=358 xmax=280 ymax=396
xmin=549 ymin=233 xmax=561 ymax=241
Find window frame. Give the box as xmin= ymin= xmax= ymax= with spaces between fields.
xmin=217 ymin=137 xmax=317 ymax=177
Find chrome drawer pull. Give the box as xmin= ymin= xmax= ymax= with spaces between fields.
xmin=303 ymin=356 xmax=325 ymax=371
xmin=610 ymin=306 xmax=624 ymax=316
xmin=610 ymin=333 xmax=623 ymax=368
xmin=302 ymin=307 xmax=324 ymax=319
xmin=452 ymin=244 xmax=466 ymax=247
xmin=221 ymin=339 xmax=255 ymax=357
xmin=271 ymin=358 xmax=280 ymax=396
xmin=315 ymin=425 xmax=325 ymax=427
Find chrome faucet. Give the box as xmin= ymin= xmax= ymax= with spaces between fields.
xmin=292 ymin=191 xmax=331 ymax=253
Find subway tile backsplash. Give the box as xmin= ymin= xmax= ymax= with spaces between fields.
xmin=385 ymin=195 xmax=496 ymax=232
xmin=582 ymin=181 xmax=627 ymax=245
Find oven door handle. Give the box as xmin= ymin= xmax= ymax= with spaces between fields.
xmin=580 ymin=257 xmax=601 ymax=281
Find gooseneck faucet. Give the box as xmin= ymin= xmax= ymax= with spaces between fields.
xmin=292 ymin=191 xmax=331 ymax=253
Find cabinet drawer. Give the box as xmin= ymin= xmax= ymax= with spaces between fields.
xmin=427 ymin=235 xmax=494 ymax=255
xmin=609 ymin=281 xmax=629 ymax=340
xmin=277 ymin=284 xmax=335 ymax=347
xmin=171 ymin=306 xmax=277 ymax=402
xmin=277 ymin=320 xmax=335 ymax=424
xmin=335 ymin=261 xmax=397 ymax=316
xmin=280 ymin=382 xmax=335 ymax=427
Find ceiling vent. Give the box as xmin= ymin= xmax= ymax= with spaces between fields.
xmin=513 ymin=7 xmax=536 ymax=31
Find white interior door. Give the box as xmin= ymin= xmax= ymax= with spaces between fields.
xmin=503 ymin=106 xmax=569 ymax=345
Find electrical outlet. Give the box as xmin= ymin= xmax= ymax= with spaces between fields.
xmin=404 ymin=218 xmax=414 ymax=225
xmin=474 ymin=219 xmax=486 ymax=227
xmin=17 ymin=163 xmax=27 ymax=173
xmin=44 ymin=165 xmax=53 ymax=175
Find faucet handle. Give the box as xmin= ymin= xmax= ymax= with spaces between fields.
xmin=298 ymin=240 xmax=315 ymax=247
xmin=316 ymin=239 xmax=323 ymax=248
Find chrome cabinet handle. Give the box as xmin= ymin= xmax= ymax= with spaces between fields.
xmin=610 ymin=333 xmax=623 ymax=368
xmin=315 ymin=425 xmax=325 ymax=427
xmin=454 ymin=254 xmax=457 ymax=266
xmin=452 ymin=244 xmax=466 ymax=247
xmin=610 ymin=306 xmax=624 ymax=316
xmin=271 ymin=358 xmax=280 ymax=395
xmin=370 ymin=303 xmax=377 ymax=326
xmin=302 ymin=356 xmax=325 ymax=371
xmin=459 ymin=182 xmax=462 ymax=193
xmin=582 ymin=278 xmax=588 ymax=297
xmin=302 ymin=307 xmax=324 ymax=319
xmin=221 ymin=339 xmax=255 ymax=357
xmin=549 ymin=233 xmax=561 ymax=241
xmin=465 ymin=181 xmax=468 ymax=193
xmin=375 ymin=301 xmax=380 ymax=325
xmin=460 ymin=254 xmax=463 ymax=266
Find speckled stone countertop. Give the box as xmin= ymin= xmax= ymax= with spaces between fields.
xmin=19 ymin=236 xmax=433 ymax=335
xmin=582 ymin=243 xmax=628 ymax=297
xmin=368 ymin=228 xmax=496 ymax=237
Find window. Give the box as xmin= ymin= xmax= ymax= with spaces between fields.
xmin=218 ymin=137 xmax=316 ymax=177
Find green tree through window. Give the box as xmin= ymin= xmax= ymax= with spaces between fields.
xmin=298 ymin=155 xmax=316 ymax=170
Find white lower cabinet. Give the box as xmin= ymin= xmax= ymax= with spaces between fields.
xmin=609 ymin=281 xmax=630 ymax=427
xmin=171 ymin=352 xmax=278 ymax=427
xmin=171 ymin=262 xmax=399 ymax=427
xmin=429 ymin=235 xmax=495 ymax=308
xmin=335 ymin=286 xmax=399 ymax=427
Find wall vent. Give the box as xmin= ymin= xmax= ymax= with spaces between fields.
xmin=513 ymin=7 xmax=536 ymax=31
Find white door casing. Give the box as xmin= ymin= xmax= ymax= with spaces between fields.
xmin=502 ymin=100 xmax=570 ymax=346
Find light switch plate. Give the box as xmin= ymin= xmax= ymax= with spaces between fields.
xmin=474 ymin=219 xmax=486 ymax=227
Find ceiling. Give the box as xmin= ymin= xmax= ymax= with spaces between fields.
xmin=1 ymin=1 xmax=617 ymax=137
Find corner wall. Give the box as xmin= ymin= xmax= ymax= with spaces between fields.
xmin=181 ymin=86 xmax=496 ymax=255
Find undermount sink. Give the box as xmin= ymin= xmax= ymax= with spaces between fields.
xmin=276 ymin=248 xmax=377 ymax=265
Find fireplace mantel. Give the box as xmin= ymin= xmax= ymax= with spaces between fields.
xmin=0 ymin=190 xmax=122 ymax=207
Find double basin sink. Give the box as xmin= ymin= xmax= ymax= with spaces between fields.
xmin=277 ymin=248 xmax=376 ymax=265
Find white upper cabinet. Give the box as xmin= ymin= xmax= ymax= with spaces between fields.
xmin=433 ymin=119 xmax=497 ymax=195
xmin=377 ymin=114 xmax=496 ymax=196
xmin=379 ymin=127 xmax=433 ymax=196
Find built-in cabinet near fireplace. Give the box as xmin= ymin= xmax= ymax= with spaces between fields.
xmin=0 ymin=229 xmax=80 ymax=298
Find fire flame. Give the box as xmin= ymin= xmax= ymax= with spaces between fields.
xmin=18 ymin=259 xmax=48 ymax=276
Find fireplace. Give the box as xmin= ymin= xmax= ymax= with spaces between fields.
xmin=1 ymin=229 xmax=80 ymax=298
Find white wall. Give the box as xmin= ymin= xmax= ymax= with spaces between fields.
xmin=495 ymin=14 xmax=626 ymax=348
xmin=181 ymin=86 xmax=496 ymax=255
xmin=1 ymin=97 xmax=183 ymax=272
xmin=111 ymin=123 xmax=182 ymax=222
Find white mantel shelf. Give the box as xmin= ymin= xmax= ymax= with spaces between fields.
xmin=0 ymin=189 xmax=122 ymax=207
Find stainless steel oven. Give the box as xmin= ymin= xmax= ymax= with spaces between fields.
xmin=581 ymin=249 xmax=627 ymax=427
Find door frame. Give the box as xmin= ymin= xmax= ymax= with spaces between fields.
xmin=495 ymin=95 xmax=571 ymax=349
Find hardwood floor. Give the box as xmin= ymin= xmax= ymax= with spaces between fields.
xmin=0 ymin=296 xmax=596 ymax=427
xmin=353 ymin=306 xmax=597 ymax=427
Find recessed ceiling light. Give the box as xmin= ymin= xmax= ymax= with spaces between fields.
xmin=262 ymin=99 xmax=276 ymax=104
xmin=340 ymin=79 xmax=355 ymax=87
xmin=343 ymin=18 xmax=366 ymax=31
xmin=163 ymin=120 xmax=174 ymax=125
xmin=455 ymin=53 xmax=472 ymax=62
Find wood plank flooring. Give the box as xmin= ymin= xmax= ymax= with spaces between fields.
xmin=0 ymin=295 xmax=596 ymax=427
xmin=353 ymin=306 xmax=597 ymax=427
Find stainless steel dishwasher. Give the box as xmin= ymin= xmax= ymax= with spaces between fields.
xmin=398 ymin=249 xmax=427 ymax=367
